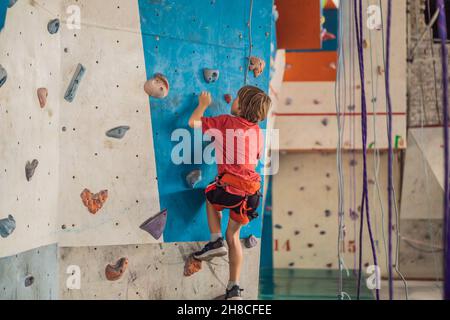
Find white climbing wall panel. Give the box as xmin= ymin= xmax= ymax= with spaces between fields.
xmin=0 ymin=0 xmax=61 ymax=258
xmin=272 ymin=151 xmax=400 ymax=277
xmin=275 ymin=0 xmax=407 ymax=151
xmin=58 ymin=0 xmax=160 ymax=247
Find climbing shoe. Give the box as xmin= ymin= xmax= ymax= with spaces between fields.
xmin=193 ymin=238 xmax=228 ymax=261
xmin=225 ymin=285 xmax=244 ymax=300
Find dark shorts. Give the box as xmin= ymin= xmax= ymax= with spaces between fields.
xmin=205 ymin=181 xmax=261 ymax=225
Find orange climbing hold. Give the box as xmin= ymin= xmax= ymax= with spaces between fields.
xmin=37 ymin=88 xmax=48 ymax=108
xmin=184 ymin=255 xmax=202 ymax=277
xmin=105 ymin=257 xmax=128 ymax=281
xmin=80 ymin=188 xmax=108 ymax=214
xmin=249 ymin=56 xmax=266 ymax=78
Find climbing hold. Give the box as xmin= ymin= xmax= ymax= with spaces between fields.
xmin=321 ymin=29 xmax=336 ymax=41
xmin=47 ymin=19 xmax=60 ymax=34
xmin=139 ymin=209 xmax=167 ymax=240
xmin=25 ymin=159 xmax=39 ymax=181
xmin=321 ymin=118 xmax=328 ymax=126
xmin=203 ymin=69 xmax=220 ymax=83
xmin=106 ymin=126 xmax=130 ymax=139
xmin=24 ymin=275 xmax=34 ymax=287
xmin=8 ymin=0 xmax=17 ymax=8
xmin=105 ymin=257 xmax=128 ymax=281
xmin=80 ymin=188 xmax=108 ymax=214
xmin=324 ymin=210 xmax=332 ymax=217
xmin=185 ymin=169 xmax=202 ymax=188
xmin=313 ymin=99 xmax=321 ymax=105
xmin=248 ymin=56 xmax=266 ymax=78
xmin=184 ymin=254 xmax=202 ymax=277
xmin=0 ymin=64 xmax=7 ymax=88
xmin=144 ymin=73 xmax=169 ymax=98
xmin=349 ymin=159 xmax=358 ymax=167
xmin=349 ymin=210 xmax=359 ymax=221
xmin=0 ymin=215 xmax=16 ymax=238
xmin=224 ymin=94 xmax=232 ymax=104
xmin=37 ymin=88 xmax=48 ymax=108
xmin=285 ymin=97 xmax=293 ymax=106
xmin=244 ymin=235 xmax=258 ymax=248
xmin=64 ymin=63 xmax=86 ymax=102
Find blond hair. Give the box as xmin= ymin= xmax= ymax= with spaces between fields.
xmin=237 ymin=85 xmax=272 ymax=123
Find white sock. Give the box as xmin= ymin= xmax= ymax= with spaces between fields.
xmin=227 ymin=281 xmax=238 ymax=290
xmin=210 ymin=233 xmax=222 ymax=242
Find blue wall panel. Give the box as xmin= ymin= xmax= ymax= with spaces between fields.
xmin=0 ymin=0 xmax=7 ymax=32
xmin=138 ymin=0 xmax=274 ymax=242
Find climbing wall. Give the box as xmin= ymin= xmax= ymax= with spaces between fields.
xmin=1 ymin=0 xmax=274 ymax=300
xmin=272 ymin=151 xmax=400 ymax=276
xmin=138 ymin=0 xmax=274 ymax=242
xmin=58 ymin=0 xmax=160 ymax=247
xmin=0 ymin=0 xmax=61 ymax=258
xmin=399 ymin=127 xmax=444 ymax=279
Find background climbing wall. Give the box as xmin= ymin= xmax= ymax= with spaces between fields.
xmin=58 ymin=0 xmax=160 ymax=247
xmin=272 ymin=152 xmax=400 ymax=276
xmin=274 ymin=0 xmax=407 ymax=151
xmin=0 ymin=0 xmax=61 ymax=258
xmin=138 ymin=0 xmax=274 ymax=242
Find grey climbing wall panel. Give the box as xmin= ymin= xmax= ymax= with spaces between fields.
xmin=0 ymin=244 xmax=58 ymax=300
xmin=59 ymin=241 xmax=260 ymax=300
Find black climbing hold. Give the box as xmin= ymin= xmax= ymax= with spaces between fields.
xmin=0 ymin=64 xmax=7 ymax=88
xmin=139 ymin=209 xmax=167 ymax=240
xmin=24 ymin=275 xmax=34 ymax=287
xmin=25 ymin=159 xmax=39 ymax=181
xmin=274 ymin=224 xmax=282 ymax=229
xmin=64 ymin=63 xmax=86 ymax=102
xmin=47 ymin=19 xmax=60 ymax=34
xmin=185 ymin=169 xmax=202 ymax=188
xmin=0 ymin=214 xmax=16 ymax=238
xmin=321 ymin=118 xmax=328 ymax=126
xmin=244 ymin=235 xmax=258 ymax=248
xmin=106 ymin=126 xmax=130 ymax=139
xmin=203 ymin=69 xmax=219 ymax=83
xmin=349 ymin=159 xmax=358 ymax=167
xmin=324 ymin=210 xmax=332 ymax=217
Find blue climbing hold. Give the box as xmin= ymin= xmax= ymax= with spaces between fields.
xmin=0 ymin=214 xmax=16 ymax=238
xmin=0 ymin=64 xmax=7 ymax=88
xmin=203 ymin=69 xmax=219 ymax=83
xmin=47 ymin=19 xmax=60 ymax=35
xmin=64 ymin=63 xmax=86 ymax=102
xmin=106 ymin=126 xmax=130 ymax=139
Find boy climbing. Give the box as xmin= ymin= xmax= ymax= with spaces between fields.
xmin=188 ymin=86 xmax=272 ymax=300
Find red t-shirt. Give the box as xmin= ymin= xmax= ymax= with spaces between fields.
xmin=201 ymin=115 xmax=263 ymax=196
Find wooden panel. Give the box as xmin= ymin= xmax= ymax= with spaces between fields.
xmin=284 ymin=51 xmax=337 ymax=82
xmin=276 ymin=0 xmax=322 ymax=50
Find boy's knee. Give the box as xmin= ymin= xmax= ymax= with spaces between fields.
xmin=225 ymin=230 xmax=239 ymax=247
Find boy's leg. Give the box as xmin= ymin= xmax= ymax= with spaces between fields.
xmin=225 ymin=218 xmax=243 ymax=299
xmin=206 ymin=200 xmax=222 ymax=239
xmin=193 ymin=200 xmax=228 ymax=261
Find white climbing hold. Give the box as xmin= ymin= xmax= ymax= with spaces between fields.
xmin=186 ymin=169 xmax=202 ymax=188
xmin=244 ymin=235 xmax=258 ymax=248
xmin=203 ymin=69 xmax=220 ymax=83
xmin=144 ymin=73 xmax=169 ymax=98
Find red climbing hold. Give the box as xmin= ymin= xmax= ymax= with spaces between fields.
xmin=184 ymin=254 xmax=202 ymax=277
xmin=80 ymin=188 xmax=108 ymax=214
xmin=224 ymin=94 xmax=232 ymax=104
xmin=37 ymin=88 xmax=48 ymax=108
xmin=105 ymin=257 xmax=128 ymax=281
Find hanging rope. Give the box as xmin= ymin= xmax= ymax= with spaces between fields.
xmin=353 ymin=0 xmax=380 ymax=300
xmin=244 ymin=0 xmax=254 ymax=85
xmin=435 ymin=0 xmax=450 ymax=301
xmin=384 ymin=0 xmax=395 ymax=301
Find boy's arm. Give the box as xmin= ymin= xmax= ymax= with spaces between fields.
xmin=188 ymin=91 xmax=212 ymax=129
